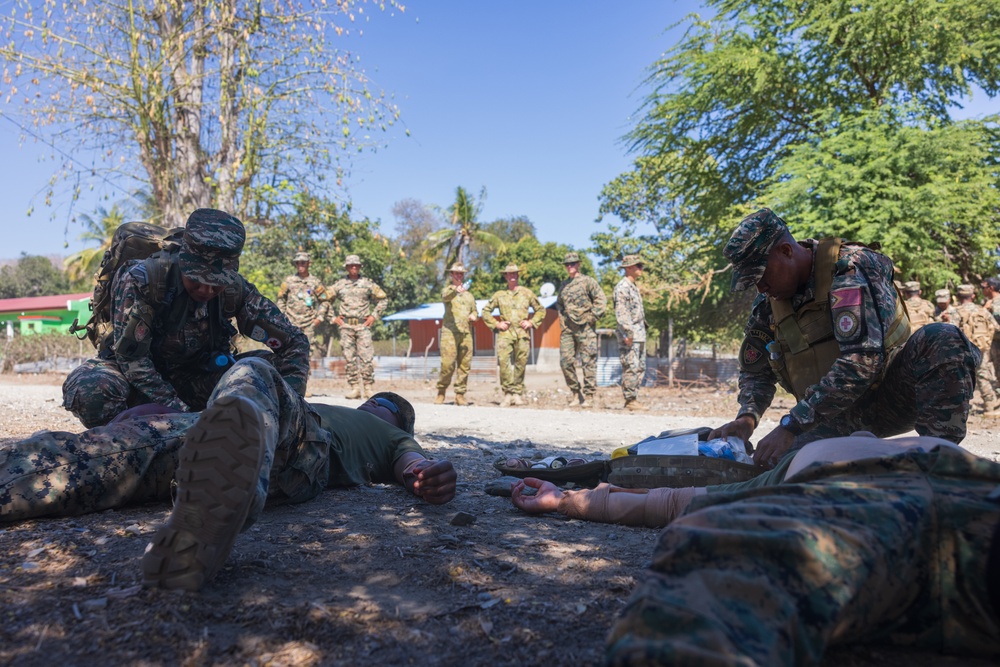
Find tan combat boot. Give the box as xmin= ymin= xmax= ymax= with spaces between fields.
xmin=567 ymin=391 xmax=582 ymax=407
xmin=500 ymin=393 xmax=514 ymax=407
xmin=344 ymin=385 xmax=361 ymax=400
xmin=625 ymin=399 xmax=649 ymax=412
xmin=512 ymin=394 xmax=526 ymax=406
xmin=362 ymin=384 xmax=373 ymax=399
xmin=984 ymin=398 xmax=1000 ymax=418
xmin=580 ymin=395 xmax=594 ymax=409
xmin=455 ymin=394 xmax=467 ymax=406
xmin=434 ymin=391 xmax=446 ymax=405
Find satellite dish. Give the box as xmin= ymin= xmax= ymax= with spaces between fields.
xmin=539 ymin=282 xmax=556 ymax=297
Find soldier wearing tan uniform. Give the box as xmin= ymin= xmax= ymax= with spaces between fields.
xmin=954 ymin=283 xmax=1000 ymax=417
xmin=436 ymin=263 xmax=479 ymax=406
xmin=482 ymin=264 xmax=545 ymax=407
xmin=614 ymin=254 xmax=648 ymax=411
xmin=276 ymin=252 xmax=328 ymax=361
xmin=901 ymin=281 xmax=935 ymax=331
xmin=933 ymin=288 xmax=959 ymax=323
xmin=328 ymin=254 xmax=388 ymax=399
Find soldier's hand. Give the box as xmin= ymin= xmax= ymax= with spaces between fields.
xmin=334 ymin=316 xmax=344 ymax=326
xmin=364 ymin=315 xmax=376 ymax=327
xmin=752 ymin=426 xmax=796 ymax=469
xmin=468 ymin=313 xmax=478 ymax=322
xmin=497 ymin=321 xmax=510 ymax=331
xmin=623 ymin=336 xmax=633 ymax=346
xmin=511 ymin=477 xmax=564 ymax=514
xmin=708 ymin=414 xmax=755 ymax=443
xmin=313 ymin=318 xmax=322 ymax=327
xmin=407 ymin=459 xmax=457 ymax=504
xmin=519 ymin=319 xmax=532 ymax=331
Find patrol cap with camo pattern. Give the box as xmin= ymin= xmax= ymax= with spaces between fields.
xmin=502 ymin=263 xmax=520 ymax=274
xmin=344 ymin=254 xmax=362 ymax=267
xmin=934 ymin=288 xmax=951 ymax=302
xmin=293 ymin=251 xmax=310 ymax=264
xmin=448 ymin=263 xmax=467 ymax=274
xmin=903 ymin=281 xmax=921 ymax=292
xmin=724 ymin=208 xmax=790 ymax=292
xmin=619 ymin=254 xmax=643 ymax=269
xmin=370 ymin=391 xmax=416 ymax=435
xmin=178 ymin=208 xmax=245 ymax=286
xmin=957 ymin=284 xmax=976 ymax=297
xmin=563 ymin=251 xmax=581 ymax=265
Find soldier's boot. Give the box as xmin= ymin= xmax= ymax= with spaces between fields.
xmin=142 ymin=395 xmax=268 ymax=592
xmin=434 ymin=391 xmax=446 ymax=405
xmin=983 ymin=397 xmax=1000 ymax=418
xmin=500 ymin=393 xmax=514 ymax=408
xmin=363 ymin=384 xmax=374 ymax=399
xmin=567 ymin=391 xmax=583 ymax=407
xmin=455 ymin=394 xmax=468 ymax=406
xmin=624 ymin=399 xmax=649 ymax=412
xmin=580 ymin=394 xmax=595 ymax=409
xmin=344 ymin=385 xmax=362 ymax=400
xmin=512 ymin=394 xmax=526 ymax=406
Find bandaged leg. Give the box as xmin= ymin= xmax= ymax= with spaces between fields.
xmin=557 ymin=483 xmax=703 ymax=528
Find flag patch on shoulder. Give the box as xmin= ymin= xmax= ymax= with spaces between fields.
xmin=830 ymin=287 xmax=862 ymax=308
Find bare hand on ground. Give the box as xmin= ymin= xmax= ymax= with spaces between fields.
xmin=407 ymin=459 xmax=457 ymax=504
xmin=511 ymin=477 xmax=564 ymax=514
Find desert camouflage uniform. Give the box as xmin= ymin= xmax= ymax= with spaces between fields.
xmin=328 ymin=276 xmax=387 ymax=386
xmin=614 ymin=277 xmax=646 ymax=401
xmin=482 ymin=286 xmax=545 ymax=396
xmin=2 ymin=358 xmax=425 ymax=525
xmin=437 ymin=284 xmax=478 ymax=396
xmin=904 ymin=294 xmax=936 ymax=330
xmin=989 ymin=297 xmax=1000 ymax=381
xmin=735 ymin=241 xmax=979 ymax=445
xmin=934 ymin=303 xmax=960 ymax=323
xmin=607 ymin=445 xmax=1000 ymax=665
xmin=277 ymin=273 xmax=329 ymax=359
xmin=955 ymin=300 xmax=1000 ymax=409
xmin=62 ymin=261 xmax=309 ymax=429
xmin=557 ymin=274 xmax=606 ymax=398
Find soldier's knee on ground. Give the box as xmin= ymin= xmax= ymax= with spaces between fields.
xmin=62 ymin=362 xmax=132 ymax=428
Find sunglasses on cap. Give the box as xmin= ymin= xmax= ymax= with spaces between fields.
xmin=372 ymin=397 xmax=399 ymax=414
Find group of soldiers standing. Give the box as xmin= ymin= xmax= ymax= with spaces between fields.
xmin=902 ymin=279 xmax=1000 ymax=417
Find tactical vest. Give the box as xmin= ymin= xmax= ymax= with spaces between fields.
xmin=957 ymin=303 xmax=996 ymax=351
xmin=904 ymin=297 xmax=934 ymax=331
xmin=768 ymin=238 xmax=910 ymax=401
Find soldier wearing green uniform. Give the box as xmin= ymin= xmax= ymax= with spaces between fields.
xmin=902 ymin=280 xmax=935 ymax=331
xmin=983 ymin=277 xmax=1000 ymax=383
xmin=481 ymin=264 xmax=545 ymax=407
xmin=556 ymin=251 xmax=606 ymax=408
xmin=711 ymin=208 xmax=980 ymax=469
xmin=954 ymin=283 xmax=1000 ymax=417
xmin=614 ymin=255 xmax=648 ymax=411
xmin=933 ymin=287 xmax=959 ymax=323
xmin=436 ymin=263 xmax=479 ymax=406
xmin=276 ymin=251 xmax=329 ymax=362
xmin=328 ymin=254 xmax=388 ymax=399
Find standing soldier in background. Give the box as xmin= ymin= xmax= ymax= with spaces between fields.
xmin=933 ymin=288 xmax=959 ymax=323
xmin=276 ymin=252 xmax=328 ymax=363
xmin=983 ymin=277 xmax=1000 ymax=381
xmin=556 ymin=251 xmax=606 ymax=408
xmin=901 ymin=281 xmax=935 ymax=331
xmin=614 ymin=254 xmax=648 ymax=411
xmin=482 ymin=264 xmax=545 ymax=407
xmin=436 ymin=263 xmax=479 ymax=406
xmin=954 ymin=284 xmax=1000 ymax=417
xmin=328 ymin=254 xmax=387 ymax=400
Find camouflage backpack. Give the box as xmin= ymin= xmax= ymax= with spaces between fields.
xmin=70 ymin=222 xmax=185 ymax=356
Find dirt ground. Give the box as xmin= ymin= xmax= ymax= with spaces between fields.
xmin=1 ymin=370 xmax=998 ymax=667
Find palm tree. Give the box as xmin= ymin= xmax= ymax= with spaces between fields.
xmin=63 ymin=203 xmax=131 ymax=284
xmin=423 ymin=186 xmax=505 ymax=269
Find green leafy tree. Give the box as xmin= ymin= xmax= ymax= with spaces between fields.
xmin=1 ymin=0 xmax=402 ymax=226
xmin=478 ymin=237 xmax=580 ymax=298
xmin=0 ymin=255 xmax=71 ymax=299
xmin=423 ymin=186 xmax=505 ymax=269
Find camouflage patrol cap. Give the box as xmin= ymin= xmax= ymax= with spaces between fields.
xmin=447 ymin=263 xmax=467 ymax=274
xmin=563 ymin=251 xmax=581 ymax=265
xmin=619 ymin=254 xmax=643 ymax=269
xmin=724 ymin=208 xmax=790 ymax=292
xmin=292 ymin=252 xmax=310 ymax=264
xmin=178 ymin=208 xmax=245 ymax=286
xmin=370 ymin=391 xmax=416 ymax=435
xmin=956 ymin=284 xmax=976 ymax=297
xmin=903 ymin=281 xmax=921 ymax=292
xmin=934 ymin=288 xmax=951 ymax=302
xmin=344 ymin=254 xmax=362 ymax=267
xmin=502 ymin=263 xmax=520 ymax=274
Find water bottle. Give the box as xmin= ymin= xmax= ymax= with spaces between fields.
xmin=462 ymin=279 xmax=472 ymax=291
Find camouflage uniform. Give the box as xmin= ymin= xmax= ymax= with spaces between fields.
xmin=933 ymin=288 xmax=960 ymax=323
xmin=726 ymin=209 xmax=980 ymax=444
xmin=954 ymin=285 xmax=1000 ymax=412
xmin=482 ymin=274 xmax=545 ymax=398
xmin=62 ymin=209 xmax=310 ymax=428
xmin=328 ymin=257 xmax=388 ymax=390
xmin=437 ymin=279 xmax=479 ymax=397
xmin=276 ymin=254 xmax=329 ymax=360
xmin=556 ymin=253 xmax=607 ymax=401
xmin=607 ymin=445 xmax=1000 ymax=665
xmin=614 ymin=257 xmax=646 ymax=403
xmin=2 ymin=357 xmax=425 ymax=525
xmin=902 ymin=281 xmax=935 ymax=331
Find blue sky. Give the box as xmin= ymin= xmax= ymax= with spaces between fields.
xmin=1 ymin=1 xmax=995 ymax=259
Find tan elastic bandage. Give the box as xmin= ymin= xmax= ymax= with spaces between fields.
xmin=556 ymin=483 xmax=701 ymax=527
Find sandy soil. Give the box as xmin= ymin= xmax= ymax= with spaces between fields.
xmin=1 ymin=371 xmax=998 ymax=666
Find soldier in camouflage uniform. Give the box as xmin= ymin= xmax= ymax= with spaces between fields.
xmin=711 ymin=209 xmax=980 ymax=469
xmin=614 ymin=255 xmax=648 ymax=411
xmin=481 ymin=264 xmax=546 ymax=407
xmin=983 ymin=277 xmax=1000 ymax=384
xmin=436 ymin=263 xmax=479 ymax=406
xmin=556 ymin=251 xmax=607 ymax=408
xmin=933 ymin=288 xmax=960 ymax=323
xmin=276 ymin=251 xmax=329 ymax=361
xmin=62 ymin=209 xmax=310 ymax=428
xmin=902 ymin=280 xmax=935 ymax=331
xmin=606 ymin=434 xmax=1000 ymax=665
xmin=2 ymin=356 xmax=457 ymax=591
xmin=328 ymin=254 xmax=388 ymax=399
xmin=954 ymin=283 xmax=1000 ymax=417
